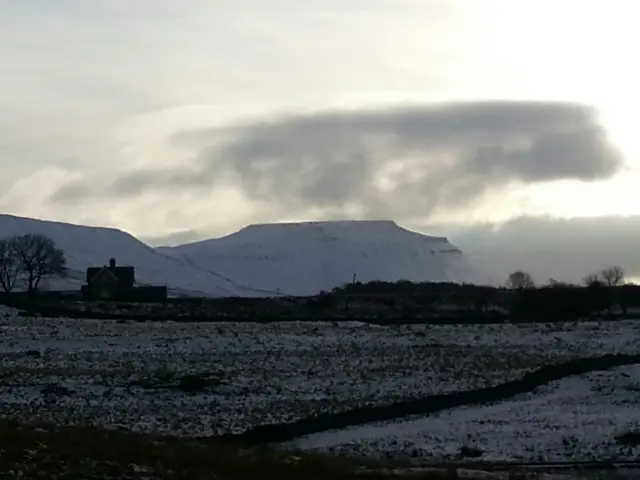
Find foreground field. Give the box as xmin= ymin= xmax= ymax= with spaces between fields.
xmin=0 ymin=419 xmax=388 ymax=480
xmin=10 ymin=420 xmax=631 ymax=480
xmin=1 ymin=304 xmax=639 ymax=463
xmin=290 ymin=364 xmax=640 ymax=462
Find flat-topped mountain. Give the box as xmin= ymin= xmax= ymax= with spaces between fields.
xmin=158 ymin=220 xmax=494 ymax=295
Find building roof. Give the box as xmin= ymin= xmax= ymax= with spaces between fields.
xmin=86 ymin=265 xmax=135 ymax=285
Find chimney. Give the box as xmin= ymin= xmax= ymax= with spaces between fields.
xmin=109 ymin=257 xmax=116 ymax=268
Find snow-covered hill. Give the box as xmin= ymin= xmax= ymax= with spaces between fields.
xmin=158 ymin=220 xmax=495 ymax=296
xmin=0 ymin=215 xmax=493 ymax=297
xmin=0 ymin=214 xmax=257 ymax=297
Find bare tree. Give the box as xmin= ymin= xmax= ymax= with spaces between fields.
xmin=582 ymin=272 xmax=603 ymax=287
xmin=0 ymin=238 xmax=20 ymax=292
xmin=600 ymin=265 xmax=624 ymax=287
xmin=10 ymin=234 xmax=67 ymax=294
xmin=506 ymin=270 xmax=535 ymax=290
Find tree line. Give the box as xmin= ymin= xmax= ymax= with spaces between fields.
xmin=505 ymin=265 xmax=633 ymax=321
xmin=330 ymin=265 xmax=639 ymax=323
xmin=506 ymin=265 xmax=626 ymax=290
xmin=0 ymin=233 xmax=67 ymax=294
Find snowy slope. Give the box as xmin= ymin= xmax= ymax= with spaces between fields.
xmin=0 ymin=214 xmax=258 ymax=297
xmin=159 ymin=220 xmax=495 ymax=296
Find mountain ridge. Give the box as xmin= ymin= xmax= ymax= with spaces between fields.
xmin=0 ymin=214 xmax=495 ymax=296
xmin=0 ymin=213 xmax=256 ymax=297
xmin=159 ymin=219 xmax=495 ymax=294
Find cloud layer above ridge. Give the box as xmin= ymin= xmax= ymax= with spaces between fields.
xmin=50 ymin=100 xmax=623 ymax=222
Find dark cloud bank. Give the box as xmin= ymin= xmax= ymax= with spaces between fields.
xmin=51 ymin=100 xmax=622 ymax=221
xmin=437 ymin=215 xmax=640 ymax=284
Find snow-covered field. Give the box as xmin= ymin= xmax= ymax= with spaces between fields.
xmin=1 ymin=304 xmax=639 ymax=462
xmin=290 ymin=365 xmax=640 ymax=462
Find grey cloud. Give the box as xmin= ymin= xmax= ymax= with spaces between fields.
xmin=426 ymin=215 xmax=640 ymax=284
xmin=49 ymin=101 xmax=623 ymax=218
xmin=48 ymin=181 xmax=92 ymax=205
xmin=469 ymin=126 xmax=620 ymax=181
xmin=50 ymin=167 xmax=211 ymax=203
xmin=110 ymin=167 xmax=213 ymax=196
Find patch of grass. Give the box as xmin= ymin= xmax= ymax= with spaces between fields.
xmin=0 ymin=419 xmax=414 ymax=480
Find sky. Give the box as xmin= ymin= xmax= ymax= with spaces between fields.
xmin=0 ymin=0 xmax=638 ymax=282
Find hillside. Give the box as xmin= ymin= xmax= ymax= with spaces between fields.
xmin=0 ymin=214 xmax=257 ymax=297
xmin=158 ymin=220 xmax=495 ymax=296
xmin=0 ymin=215 xmax=492 ymax=297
